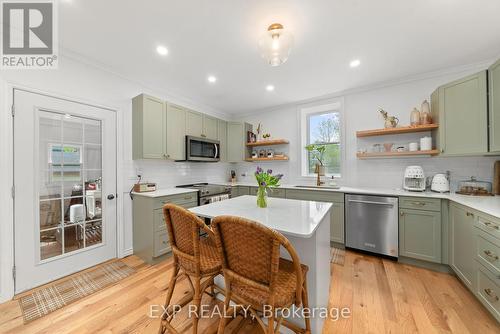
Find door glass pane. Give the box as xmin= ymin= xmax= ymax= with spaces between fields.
xmin=38 ymin=111 xmax=103 ymax=261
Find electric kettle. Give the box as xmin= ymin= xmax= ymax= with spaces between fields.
xmin=431 ymin=174 xmax=450 ymax=193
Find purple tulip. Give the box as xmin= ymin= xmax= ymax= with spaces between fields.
xmin=256 ymin=166 xmax=263 ymax=174
xmin=275 ymin=174 xmax=283 ymax=180
xmin=260 ymin=181 xmax=267 ymax=187
xmin=267 ymin=169 xmax=272 ymax=174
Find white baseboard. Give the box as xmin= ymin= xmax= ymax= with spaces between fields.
xmin=121 ymin=248 xmax=133 ymax=258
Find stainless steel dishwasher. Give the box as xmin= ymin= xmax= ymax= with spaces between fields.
xmin=345 ymin=194 xmax=399 ymax=258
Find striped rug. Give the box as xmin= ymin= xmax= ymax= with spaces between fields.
xmin=331 ymin=247 xmax=345 ymax=265
xmin=18 ymin=260 xmax=136 ymax=324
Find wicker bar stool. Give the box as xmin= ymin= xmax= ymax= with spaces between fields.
xmin=158 ymin=204 xmax=221 ymax=334
xmin=212 ymin=215 xmax=311 ymax=334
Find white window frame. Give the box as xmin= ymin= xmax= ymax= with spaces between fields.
xmin=299 ymin=98 xmax=345 ymax=178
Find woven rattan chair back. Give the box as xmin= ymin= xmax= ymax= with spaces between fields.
xmin=163 ymin=204 xmax=205 ymax=275
xmin=212 ymin=215 xmax=303 ymax=304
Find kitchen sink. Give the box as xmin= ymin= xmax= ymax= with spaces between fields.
xmin=294 ymin=185 xmax=341 ymax=190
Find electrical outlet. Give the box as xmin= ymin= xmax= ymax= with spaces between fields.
xmin=135 ymin=167 xmax=143 ymax=178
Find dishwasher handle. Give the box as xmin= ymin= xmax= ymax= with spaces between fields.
xmin=347 ymin=199 xmax=395 ymax=207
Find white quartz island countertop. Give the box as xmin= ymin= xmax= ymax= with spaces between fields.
xmin=218 ymin=182 xmax=500 ymax=219
xmin=189 ymin=195 xmax=332 ymax=238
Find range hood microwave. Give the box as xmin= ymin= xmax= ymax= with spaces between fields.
xmin=184 ymin=136 xmax=220 ymax=162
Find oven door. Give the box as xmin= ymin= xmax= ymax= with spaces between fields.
xmin=186 ymin=136 xmax=220 ymax=162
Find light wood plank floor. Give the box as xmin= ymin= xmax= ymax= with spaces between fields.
xmin=0 ymin=251 xmax=498 ymax=333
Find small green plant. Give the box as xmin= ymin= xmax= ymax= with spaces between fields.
xmin=305 ymin=144 xmax=326 ymax=165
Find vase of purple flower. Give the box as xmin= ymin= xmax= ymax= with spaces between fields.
xmin=254 ymin=167 xmax=283 ymax=208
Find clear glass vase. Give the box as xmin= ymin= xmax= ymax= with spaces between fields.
xmin=256 ymin=187 xmax=268 ymax=208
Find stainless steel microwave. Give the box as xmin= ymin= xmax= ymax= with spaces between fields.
xmin=185 ymin=136 xmax=220 ymax=162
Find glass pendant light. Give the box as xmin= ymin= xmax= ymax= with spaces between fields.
xmin=258 ymin=23 xmax=293 ymax=66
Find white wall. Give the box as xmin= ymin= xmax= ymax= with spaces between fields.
xmin=235 ymin=63 xmax=499 ymax=190
xmin=0 ymin=55 xmax=232 ymax=301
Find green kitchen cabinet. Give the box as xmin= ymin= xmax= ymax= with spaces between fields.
xmin=218 ymin=119 xmax=227 ymax=162
xmin=450 ymin=203 xmax=476 ymax=291
xmin=186 ymin=110 xmax=203 ymax=137
xmin=165 ymin=103 xmax=186 ymax=160
xmin=399 ymin=208 xmax=441 ymax=263
xmin=489 ymin=59 xmax=500 ymax=153
xmin=132 ymin=94 xmax=166 ymax=159
xmin=431 ymin=71 xmax=488 ymax=156
xmin=285 ymin=189 xmax=344 ymax=244
xmin=203 ymin=115 xmax=218 ymax=140
xmin=227 ymin=122 xmax=252 ymax=162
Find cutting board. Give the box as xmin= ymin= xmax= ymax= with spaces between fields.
xmin=494 ymin=161 xmax=500 ymax=195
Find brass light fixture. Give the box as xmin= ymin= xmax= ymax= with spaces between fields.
xmin=258 ymin=23 xmax=294 ymax=66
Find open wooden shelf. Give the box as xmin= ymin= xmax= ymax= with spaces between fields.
xmin=245 ymin=156 xmax=289 ymax=162
xmin=246 ymin=139 xmax=289 ymax=147
xmin=357 ymin=150 xmax=440 ymax=159
xmin=356 ymin=124 xmax=438 ymax=138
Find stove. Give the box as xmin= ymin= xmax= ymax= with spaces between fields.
xmin=176 ymin=183 xmax=232 ymax=205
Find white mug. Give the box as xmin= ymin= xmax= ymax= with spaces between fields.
xmin=409 ymin=142 xmax=419 ymax=151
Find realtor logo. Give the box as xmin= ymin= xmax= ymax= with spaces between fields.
xmin=1 ymin=0 xmax=58 ymax=69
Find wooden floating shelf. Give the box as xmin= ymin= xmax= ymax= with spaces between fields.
xmin=246 ymin=139 xmax=289 ymax=147
xmin=357 ymin=150 xmax=440 ymax=159
xmin=356 ymin=124 xmax=438 ymax=138
xmin=245 ymin=156 xmax=289 ymax=162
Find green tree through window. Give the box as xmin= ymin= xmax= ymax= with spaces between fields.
xmin=307 ymin=112 xmax=341 ymax=175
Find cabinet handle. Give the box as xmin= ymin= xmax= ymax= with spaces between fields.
xmin=483 ymin=250 xmax=499 ymax=260
xmin=411 ymin=201 xmax=426 ymax=206
xmin=400 ymin=211 xmax=404 ymax=216
xmin=441 ymin=148 xmax=445 ymax=153
xmin=483 ymin=221 xmax=500 ymax=230
xmin=466 ymin=212 xmax=474 ymax=217
xmin=484 ymin=288 xmax=499 ymax=301
xmin=201 ymin=134 xmax=206 ymax=138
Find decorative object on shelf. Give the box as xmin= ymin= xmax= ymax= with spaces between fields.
xmin=456 ymin=177 xmax=493 ymax=196
xmin=266 ymin=149 xmax=274 ymax=158
xmin=420 ymin=100 xmax=432 ymax=125
xmin=379 ymin=108 xmax=399 ymax=128
xmin=409 ymin=142 xmax=419 ymax=152
xmin=420 ymin=136 xmax=432 ymax=151
xmin=305 ymin=144 xmax=326 ymax=186
xmin=410 ymin=107 xmax=421 ymax=126
xmin=258 ymin=23 xmax=293 ymax=67
xmin=256 ymin=123 xmax=262 ymax=141
xmin=396 ymin=146 xmax=407 ymax=152
xmin=251 ymin=150 xmax=258 ymax=159
xmin=247 ymin=131 xmax=257 ymax=143
xmin=254 ymin=167 xmax=283 ymax=208
xmin=372 ymin=143 xmax=382 ymax=153
xmin=383 ymin=143 xmax=394 ymax=152
xmin=263 ymin=133 xmax=271 ymax=140
xmin=258 ymin=149 xmax=266 ymax=158
xmin=274 ymin=152 xmax=285 ymax=158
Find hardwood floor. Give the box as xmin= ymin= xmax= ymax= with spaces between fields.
xmin=0 ymin=251 xmax=498 ymax=333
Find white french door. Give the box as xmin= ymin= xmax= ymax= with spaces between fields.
xmin=13 ymin=89 xmax=117 ymax=293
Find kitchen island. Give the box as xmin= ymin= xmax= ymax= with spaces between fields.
xmin=190 ymin=195 xmax=332 ymax=333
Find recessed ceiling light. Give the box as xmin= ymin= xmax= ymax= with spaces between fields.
xmin=156 ymin=45 xmax=168 ymax=56
xmin=350 ymin=59 xmax=361 ymax=68
xmin=207 ymin=75 xmax=217 ymax=83
xmin=266 ymin=85 xmax=275 ymax=92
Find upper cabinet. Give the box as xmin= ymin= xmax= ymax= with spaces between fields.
xmin=186 ymin=110 xmax=218 ymax=140
xmin=218 ymin=119 xmax=227 ymax=162
xmin=489 ymin=59 xmax=500 ymax=153
xmin=166 ymin=103 xmax=186 ymax=160
xmin=227 ymin=122 xmax=252 ymax=162
xmin=132 ymin=94 xmax=230 ymax=161
xmin=431 ymin=71 xmax=488 ymax=156
xmin=132 ymin=94 xmax=166 ymax=159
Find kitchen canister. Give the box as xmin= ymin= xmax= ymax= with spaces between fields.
xmin=420 ymin=136 xmax=432 ymax=151
xmin=409 ymin=142 xmax=419 ymax=151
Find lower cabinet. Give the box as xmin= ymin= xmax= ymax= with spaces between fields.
xmin=132 ymin=192 xmax=198 ymax=263
xmin=285 ymin=189 xmax=345 ymax=244
xmin=450 ymin=203 xmax=476 ymax=291
xmin=249 ymin=186 xmax=285 ymax=198
xmin=399 ymin=208 xmax=441 ymax=263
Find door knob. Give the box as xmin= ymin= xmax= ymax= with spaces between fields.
xmin=107 ymin=194 xmax=115 ymax=200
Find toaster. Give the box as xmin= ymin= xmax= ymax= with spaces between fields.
xmin=431 ymin=174 xmax=450 ymax=193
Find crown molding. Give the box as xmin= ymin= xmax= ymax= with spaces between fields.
xmin=59 ymin=48 xmax=231 ymax=120
xmin=237 ymin=57 xmax=497 ymax=118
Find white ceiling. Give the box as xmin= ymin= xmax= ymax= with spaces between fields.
xmin=59 ymin=0 xmax=500 ymax=114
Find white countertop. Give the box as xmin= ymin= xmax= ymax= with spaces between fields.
xmin=189 ymin=195 xmax=332 ymax=238
xmin=218 ymin=182 xmax=500 ymax=219
xmin=132 ymin=188 xmax=198 ymax=198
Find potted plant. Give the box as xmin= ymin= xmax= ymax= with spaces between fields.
xmin=254 ymin=167 xmax=283 ymax=208
xmin=305 ymin=144 xmax=326 ymax=186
